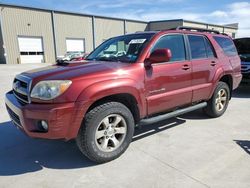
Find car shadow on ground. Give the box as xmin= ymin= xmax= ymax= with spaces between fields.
xmin=179 ymin=109 xmax=210 ymax=120
xmin=235 ymin=140 xmax=250 ymax=155
xmin=0 ymin=121 xmax=95 ymax=176
xmin=232 ymin=84 xmax=250 ymax=98
xmin=0 ymin=118 xmax=185 ymax=176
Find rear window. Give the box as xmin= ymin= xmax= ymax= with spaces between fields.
xmin=213 ymin=36 xmax=238 ymax=56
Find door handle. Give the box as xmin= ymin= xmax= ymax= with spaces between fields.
xmin=211 ymin=61 xmax=216 ymax=66
xmin=182 ymin=64 xmax=190 ymax=70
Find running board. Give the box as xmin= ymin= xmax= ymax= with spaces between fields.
xmin=140 ymin=102 xmax=207 ymax=125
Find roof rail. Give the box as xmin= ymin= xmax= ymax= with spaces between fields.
xmin=172 ymin=26 xmax=221 ymax=34
xmin=221 ymin=33 xmax=229 ymax=36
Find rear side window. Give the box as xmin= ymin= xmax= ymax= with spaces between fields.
xmin=204 ymin=38 xmax=216 ymax=58
xmin=213 ymin=36 xmax=238 ymax=56
xmin=152 ymin=34 xmax=186 ymax=62
xmin=188 ymin=35 xmax=207 ymax=59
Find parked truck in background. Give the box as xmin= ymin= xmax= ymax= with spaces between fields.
xmin=234 ymin=38 xmax=250 ymax=83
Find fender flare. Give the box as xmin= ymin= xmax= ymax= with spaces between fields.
xmin=76 ymin=78 xmax=146 ymax=118
xmin=208 ymin=67 xmax=225 ymax=99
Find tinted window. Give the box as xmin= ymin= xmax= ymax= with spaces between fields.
xmin=87 ymin=33 xmax=154 ymax=63
xmin=234 ymin=38 xmax=250 ymax=62
xmin=188 ymin=35 xmax=207 ymax=59
xmin=204 ymin=38 xmax=215 ymax=58
xmin=234 ymin=38 xmax=250 ymax=55
xmin=214 ymin=36 xmax=238 ymax=56
xmin=152 ymin=35 xmax=186 ymax=62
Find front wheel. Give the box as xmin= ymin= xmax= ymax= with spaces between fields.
xmin=76 ymin=102 xmax=134 ymax=163
xmin=204 ymin=81 xmax=230 ymax=118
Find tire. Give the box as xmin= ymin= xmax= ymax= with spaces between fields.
xmin=76 ymin=102 xmax=135 ymax=163
xmin=204 ymin=81 xmax=230 ymax=118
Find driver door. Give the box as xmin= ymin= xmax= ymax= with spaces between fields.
xmin=145 ymin=34 xmax=193 ymax=115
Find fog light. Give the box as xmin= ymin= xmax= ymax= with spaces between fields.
xmin=41 ymin=120 xmax=48 ymax=130
xmin=37 ymin=120 xmax=48 ymax=132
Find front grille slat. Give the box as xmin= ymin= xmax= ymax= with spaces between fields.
xmin=6 ymin=105 xmax=21 ymax=127
xmin=13 ymin=75 xmax=31 ymax=104
xmin=13 ymin=90 xmax=29 ymax=105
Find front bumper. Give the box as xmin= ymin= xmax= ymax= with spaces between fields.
xmin=5 ymin=91 xmax=86 ymax=140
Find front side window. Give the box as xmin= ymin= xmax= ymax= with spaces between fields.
xmin=214 ymin=36 xmax=238 ymax=56
xmin=188 ymin=35 xmax=207 ymax=59
xmin=151 ymin=34 xmax=186 ymax=62
xmin=87 ymin=33 xmax=154 ymax=63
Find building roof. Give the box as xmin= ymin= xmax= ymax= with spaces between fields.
xmin=0 ymin=3 xmax=238 ymax=30
xmin=149 ymin=19 xmax=238 ymax=29
xmin=0 ymin=2 xmax=148 ymax=24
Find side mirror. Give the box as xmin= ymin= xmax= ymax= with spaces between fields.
xmin=146 ymin=49 xmax=172 ymax=66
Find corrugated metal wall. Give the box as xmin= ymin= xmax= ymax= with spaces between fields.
xmin=183 ymin=21 xmax=207 ymax=29
xmin=0 ymin=5 xmax=238 ymax=64
xmin=149 ymin=20 xmax=237 ymax=38
xmin=95 ymin=18 xmax=124 ymax=47
xmin=126 ymin=21 xmax=147 ymax=34
xmin=53 ymin=13 xmax=93 ymax=57
xmin=148 ymin=21 xmax=183 ymax=31
xmin=224 ymin=28 xmax=237 ymax=37
xmin=0 ymin=15 xmax=5 ymax=64
xmin=1 ymin=7 xmax=55 ymax=64
xmin=0 ymin=6 xmax=148 ymax=64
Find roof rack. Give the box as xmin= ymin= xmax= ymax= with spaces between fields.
xmin=171 ymin=26 xmax=221 ymax=34
xmin=221 ymin=33 xmax=229 ymax=36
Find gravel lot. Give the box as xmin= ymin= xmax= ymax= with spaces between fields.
xmin=0 ymin=64 xmax=250 ymax=188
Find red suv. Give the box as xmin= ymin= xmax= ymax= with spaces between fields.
xmin=5 ymin=27 xmax=242 ymax=163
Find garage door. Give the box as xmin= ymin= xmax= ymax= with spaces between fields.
xmin=18 ymin=37 xmax=44 ymax=64
xmin=66 ymin=39 xmax=85 ymax=52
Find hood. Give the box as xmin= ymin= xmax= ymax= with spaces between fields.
xmin=21 ymin=61 xmax=130 ymax=81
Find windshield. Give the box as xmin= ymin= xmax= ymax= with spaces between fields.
xmin=234 ymin=38 xmax=250 ymax=62
xmin=86 ymin=33 xmax=154 ymax=63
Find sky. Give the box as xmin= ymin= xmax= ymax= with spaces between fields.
xmin=1 ymin=0 xmax=250 ymax=37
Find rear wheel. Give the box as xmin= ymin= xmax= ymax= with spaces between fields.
xmin=76 ymin=102 xmax=134 ymax=163
xmin=204 ymin=81 xmax=230 ymax=118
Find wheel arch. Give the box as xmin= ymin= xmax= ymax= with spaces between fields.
xmin=85 ymin=93 xmax=141 ymax=125
xmin=219 ymin=75 xmax=233 ymax=99
xmin=210 ymin=67 xmax=233 ymax=100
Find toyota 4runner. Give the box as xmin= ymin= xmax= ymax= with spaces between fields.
xmin=5 ymin=27 xmax=242 ymax=163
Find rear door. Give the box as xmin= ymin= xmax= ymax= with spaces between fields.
xmin=187 ymin=35 xmax=217 ymax=102
xmin=145 ymin=34 xmax=192 ymax=115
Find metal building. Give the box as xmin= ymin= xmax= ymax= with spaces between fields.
xmin=0 ymin=3 xmax=238 ymax=65
xmin=148 ymin=19 xmax=238 ymax=38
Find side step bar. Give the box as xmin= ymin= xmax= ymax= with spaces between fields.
xmin=140 ymin=102 xmax=207 ymax=125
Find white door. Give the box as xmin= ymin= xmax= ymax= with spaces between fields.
xmin=66 ymin=39 xmax=85 ymax=52
xmin=18 ymin=37 xmax=44 ymax=64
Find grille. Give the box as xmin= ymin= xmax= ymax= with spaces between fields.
xmin=6 ymin=105 xmax=21 ymax=127
xmin=13 ymin=75 xmax=31 ymax=104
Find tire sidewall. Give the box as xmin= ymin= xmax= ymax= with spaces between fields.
xmin=84 ymin=103 xmax=134 ymax=161
xmin=211 ymin=82 xmax=230 ymax=117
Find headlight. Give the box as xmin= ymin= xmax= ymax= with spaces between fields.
xmin=31 ymin=80 xmax=72 ymax=100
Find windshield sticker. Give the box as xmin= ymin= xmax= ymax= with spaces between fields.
xmin=129 ymin=39 xmax=147 ymax=44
